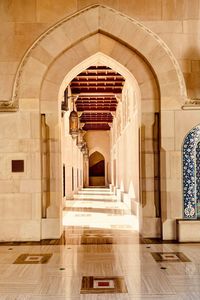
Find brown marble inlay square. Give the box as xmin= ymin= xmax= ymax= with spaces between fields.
xmin=80 ymin=276 xmax=127 ymax=294
xmin=151 ymin=252 xmax=191 ymax=262
xmin=12 ymin=160 xmax=24 ymax=172
xmin=14 ymin=253 xmax=52 ymax=264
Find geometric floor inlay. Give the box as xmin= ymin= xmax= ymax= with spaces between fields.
xmin=81 ymin=233 xmax=113 ymax=244
xmin=80 ymin=276 xmax=128 ymax=294
xmin=13 ymin=253 xmax=52 ymax=264
xmin=151 ymin=252 xmax=191 ymax=262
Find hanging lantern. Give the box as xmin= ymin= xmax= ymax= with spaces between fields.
xmin=81 ymin=142 xmax=87 ymax=154
xmin=61 ymin=88 xmax=68 ymax=112
xmin=69 ymin=110 xmax=78 ymax=138
xmin=81 ymin=143 xmax=89 ymax=158
xmin=84 ymin=146 xmax=89 ymax=158
xmin=77 ymin=129 xmax=85 ymax=149
xmin=69 ymin=98 xmax=79 ymax=139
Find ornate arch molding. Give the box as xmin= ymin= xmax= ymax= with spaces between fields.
xmin=183 ymin=124 xmax=200 ymax=219
xmin=0 ymin=4 xmax=187 ymax=112
xmin=89 ymin=147 xmax=107 ymax=161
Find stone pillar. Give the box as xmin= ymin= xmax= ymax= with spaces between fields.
xmin=83 ymin=155 xmax=89 ymax=187
xmin=41 ymin=114 xmax=50 ymax=218
xmin=41 ymin=113 xmax=63 ymax=239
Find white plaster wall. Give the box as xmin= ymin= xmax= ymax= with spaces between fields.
xmin=111 ymin=82 xmax=140 ymax=204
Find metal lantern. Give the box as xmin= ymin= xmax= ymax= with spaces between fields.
xmin=81 ymin=143 xmax=89 ymax=158
xmin=84 ymin=147 xmax=89 ymax=158
xmin=77 ymin=129 xmax=84 ymax=149
xmin=69 ymin=109 xmax=78 ymax=139
xmin=81 ymin=142 xmax=87 ymax=154
xmin=61 ymin=88 xmax=68 ymax=112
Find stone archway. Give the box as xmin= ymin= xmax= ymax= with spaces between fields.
xmin=0 ymin=4 xmax=186 ymax=111
xmin=0 ymin=5 xmax=188 ymax=240
xmin=88 ymin=144 xmax=111 ymax=188
xmin=89 ymin=151 xmax=105 ymax=187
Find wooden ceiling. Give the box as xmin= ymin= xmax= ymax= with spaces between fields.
xmin=71 ymin=66 xmax=125 ymax=130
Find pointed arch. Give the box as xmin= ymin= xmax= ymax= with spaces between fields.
xmin=182 ymin=124 xmax=200 ymax=219
xmin=89 ymin=151 xmax=105 ymax=186
xmin=0 ymin=4 xmax=187 ymax=111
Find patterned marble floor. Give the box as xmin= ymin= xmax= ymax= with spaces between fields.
xmin=1 ymin=188 xmax=200 ymax=299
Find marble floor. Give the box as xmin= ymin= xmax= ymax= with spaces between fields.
xmin=1 ymin=188 xmax=200 ymax=299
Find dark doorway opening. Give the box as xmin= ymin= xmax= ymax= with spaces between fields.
xmin=89 ymin=151 xmax=105 ymax=186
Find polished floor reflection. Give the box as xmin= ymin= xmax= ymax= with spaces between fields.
xmin=0 ymin=188 xmax=200 ymax=299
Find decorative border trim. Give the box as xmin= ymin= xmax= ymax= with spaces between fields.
xmin=0 ymin=100 xmax=18 ymax=112
xmin=182 ymin=98 xmax=200 ymax=110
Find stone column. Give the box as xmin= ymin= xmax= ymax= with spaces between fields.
xmin=41 ymin=113 xmax=63 ymax=239
xmin=41 ymin=114 xmax=50 ymax=218
xmin=83 ymin=155 xmax=89 ymax=187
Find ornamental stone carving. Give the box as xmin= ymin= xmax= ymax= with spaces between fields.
xmin=0 ymin=5 xmax=187 ymax=112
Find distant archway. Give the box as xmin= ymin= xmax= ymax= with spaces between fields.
xmin=0 ymin=4 xmax=187 ymax=240
xmin=89 ymin=152 xmax=105 ymax=187
xmin=1 ymin=4 xmax=186 ymax=111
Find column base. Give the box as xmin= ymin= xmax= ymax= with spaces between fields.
xmin=142 ymin=217 xmax=161 ymax=238
xmin=0 ymin=220 xmax=41 ymax=242
xmin=177 ymin=219 xmax=200 ymax=242
xmin=41 ymin=218 xmax=63 ymax=239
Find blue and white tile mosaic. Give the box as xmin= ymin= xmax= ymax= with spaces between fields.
xmin=183 ymin=125 xmax=200 ymax=219
xmin=196 ymin=141 xmax=200 ymax=218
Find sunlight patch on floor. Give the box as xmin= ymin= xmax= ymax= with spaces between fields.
xmin=73 ymin=194 xmax=117 ymax=200
xmin=65 ymin=200 xmax=128 ymax=210
xmin=63 ymin=210 xmax=139 ymax=230
xmin=63 ymin=189 xmax=139 ymax=231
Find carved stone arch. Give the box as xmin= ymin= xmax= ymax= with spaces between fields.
xmin=40 ymin=38 xmax=151 ymax=114
xmin=89 ymin=150 xmax=105 ymax=186
xmin=89 ymin=147 xmax=107 ymax=162
xmin=0 ymin=4 xmax=187 ymax=111
xmin=89 ymin=151 xmax=105 ymax=162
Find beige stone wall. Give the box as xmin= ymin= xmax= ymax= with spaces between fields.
xmin=0 ymin=1 xmax=200 ymax=241
xmin=0 ymin=100 xmax=41 ymax=240
xmin=111 ymin=79 xmax=160 ymax=237
xmin=110 ymin=63 xmax=161 ymax=237
xmin=111 ymin=82 xmax=139 ymax=197
xmin=0 ymin=0 xmax=200 ymax=100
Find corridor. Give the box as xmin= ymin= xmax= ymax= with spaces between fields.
xmin=0 ymin=189 xmax=200 ymax=299
xmin=1 ymin=1 xmax=200 ymax=299
xmin=63 ymin=188 xmax=139 ymax=236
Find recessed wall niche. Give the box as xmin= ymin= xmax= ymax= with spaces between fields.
xmin=11 ymin=160 xmax=24 ymax=173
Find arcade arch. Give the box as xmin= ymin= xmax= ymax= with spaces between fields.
xmin=0 ymin=5 xmax=187 ymax=241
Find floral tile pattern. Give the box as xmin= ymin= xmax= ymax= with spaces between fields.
xmin=196 ymin=140 xmax=200 ymax=218
xmin=183 ymin=125 xmax=200 ymax=219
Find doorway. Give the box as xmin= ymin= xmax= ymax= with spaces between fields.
xmin=89 ymin=151 xmax=105 ymax=187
